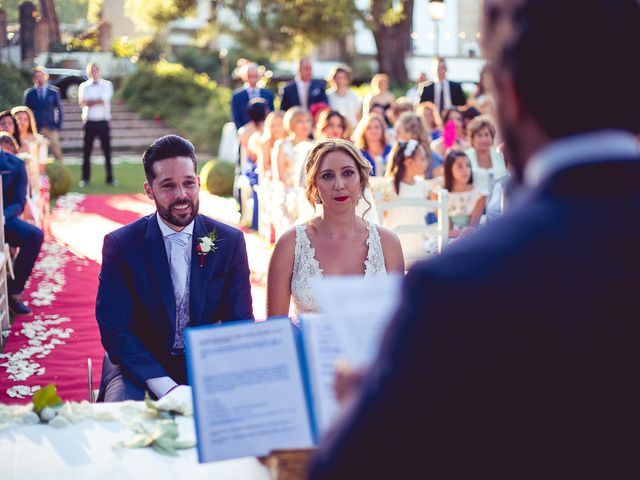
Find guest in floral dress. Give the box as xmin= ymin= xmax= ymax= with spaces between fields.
xmin=443 ymin=150 xmax=487 ymax=238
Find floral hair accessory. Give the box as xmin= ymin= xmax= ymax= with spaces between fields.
xmin=196 ymin=229 xmax=218 ymax=267
xmin=403 ymin=139 xmax=419 ymax=157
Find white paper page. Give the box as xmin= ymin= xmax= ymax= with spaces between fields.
xmin=186 ymin=318 xmax=314 ymax=463
xmin=298 ymin=314 xmax=343 ymax=435
xmin=313 ymin=274 xmax=403 ymax=367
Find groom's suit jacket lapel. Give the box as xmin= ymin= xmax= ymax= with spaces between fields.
xmin=144 ymin=214 xmax=176 ymax=332
xmin=189 ymin=214 xmax=215 ymax=326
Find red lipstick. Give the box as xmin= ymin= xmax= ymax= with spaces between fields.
xmin=334 ymin=196 xmax=349 ymax=202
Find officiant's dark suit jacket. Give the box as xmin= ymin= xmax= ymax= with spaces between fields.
xmin=96 ymin=213 xmax=253 ymax=389
xmin=280 ymin=79 xmax=328 ymax=112
xmin=310 ymin=156 xmax=640 ymax=479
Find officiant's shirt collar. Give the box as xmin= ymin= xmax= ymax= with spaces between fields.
xmin=524 ymin=130 xmax=639 ymax=188
xmin=156 ymin=212 xmax=194 ymax=238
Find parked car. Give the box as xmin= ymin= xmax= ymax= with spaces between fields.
xmin=47 ymin=68 xmax=88 ymax=100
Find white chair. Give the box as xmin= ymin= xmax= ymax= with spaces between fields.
xmin=217 ymin=122 xmax=240 ymax=163
xmin=376 ymin=188 xmax=449 ymax=267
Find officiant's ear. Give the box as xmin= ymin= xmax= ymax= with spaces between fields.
xmin=143 ymin=181 xmax=154 ymax=200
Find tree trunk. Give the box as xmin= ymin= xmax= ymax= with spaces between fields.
xmin=39 ymin=0 xmax=61 ymax=44
xmin=371 ymin=0 xmax=413 ymax=85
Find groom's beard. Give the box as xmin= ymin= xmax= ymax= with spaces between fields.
xmin=156 ymin=197 xmax=200 ymax=228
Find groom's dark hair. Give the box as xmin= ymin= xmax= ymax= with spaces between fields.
xmin=143 ymin=134 xmax=198 ymax=183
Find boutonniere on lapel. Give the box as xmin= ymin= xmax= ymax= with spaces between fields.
xmin=196 ymin=229 xmax=218 ymax=267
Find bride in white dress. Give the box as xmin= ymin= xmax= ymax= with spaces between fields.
xmin=267 ymin=139 xmax=404 ymax=317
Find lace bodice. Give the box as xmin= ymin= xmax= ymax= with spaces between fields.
xmin=290 ymin=222 xmax=387 ymax=315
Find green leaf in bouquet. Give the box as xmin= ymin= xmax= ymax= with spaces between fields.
xmin=151 ymin=434 xmax=179 ymax=457
xmin=32 ymin=384 xmax=63 ymax=415
xmin=149 ymin=420 xmax=180 ymax=457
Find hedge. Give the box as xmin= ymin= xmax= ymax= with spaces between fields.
xmin=118 ymin=61 xmax=231 ymax=156
xmin=0 ymin=63 xmax=32 ymax=111
xmin=200 ymin=159 xmax=235 ymax=197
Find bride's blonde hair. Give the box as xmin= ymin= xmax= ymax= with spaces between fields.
xmin=304 ymin=139 xmax=372 ymax=207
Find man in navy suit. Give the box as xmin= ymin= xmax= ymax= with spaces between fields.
xmin=418 ymin=57 xmax=466 ymax=116
xmin=1 ymin=150 xmax=44 ymax=316
xmin=95 ymin=135 xmax=253 ymax=401
xmin=23 ymin=67 xmax=63 ymax=161
xmin=280 ymin=58 xmax=328 ymax=112
xmin=230 ymin=63 xmax=275 ymax=130
xmin=310 ymin=0 xmax=640 ymax=478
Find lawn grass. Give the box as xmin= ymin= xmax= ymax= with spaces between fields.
xmin=65 ymin=161 xmax=212 ymax=195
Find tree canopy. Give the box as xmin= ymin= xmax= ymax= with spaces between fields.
xmin=121 ymin=0 xmax=413 ymax=82
xmin=0 ymin=0 xmax=88 ymax=24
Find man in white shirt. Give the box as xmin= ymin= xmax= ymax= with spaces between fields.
xmin=78 ymin=63 xmax=115 ymax=187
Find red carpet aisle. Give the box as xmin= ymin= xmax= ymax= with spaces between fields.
xmin=0 ymin=193 xmax=270 ymax=404
xmin=0 ymin=195 xmax=104 ymax=403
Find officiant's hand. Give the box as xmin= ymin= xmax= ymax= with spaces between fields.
xmin=334 ymin=360 xmax=367 ymax=406
xmin=155 ymin=385 xmax=193 ymax=415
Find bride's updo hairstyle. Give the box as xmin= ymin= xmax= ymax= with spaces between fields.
xmin=304 ymin=139 xmax=372 ymax=207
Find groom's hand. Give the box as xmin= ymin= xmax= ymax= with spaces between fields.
xmin=155 ymin=385 xmax=193 ymax=416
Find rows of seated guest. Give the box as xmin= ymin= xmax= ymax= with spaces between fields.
xmin=229 ymin=55 xmax=508 ymax=257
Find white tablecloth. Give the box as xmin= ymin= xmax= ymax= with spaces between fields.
xmin=0 ymin=402 xmax=271 ymax=480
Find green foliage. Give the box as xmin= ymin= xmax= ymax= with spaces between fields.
xmin=136 ymin=37 xmax=167 ymax=64
xmin=174 ymin=46 xmax=273 ymax=85
xmin=217 ymin=0 xmax=361 ymax=58
xmin=118 ymin=61 xmax=232 ymax=155
xmin=65 ymin=162 xmax=148 ymax=194
xmin=173 ymin=47 xmax=218 ymax=77
xmin=45 ymin=161 xmax=72 ymax=198
xmin=111 ymin=35 xmax=165 ymax=63
xmin=0 ymin=63 xmax=31 ymax=111
xmin=118 ymin=61 xmax=214 ymax=121
xmin=87 ymin=0 xmax=104 ymax=23
xmin=65 ymin=35 xmax=100 ymax=52
xmin=379 ymin=0 xmax=406 ymax=27
xmin=200 ymin=159 xmax=235 ymax=197
xmin=111 ymin=36 xmax=138 ymax=59
xmin=32 ymin=384 xmax=63 ymax=415
xmin=0 ymin=0 xmax=88 ymax=23
xmin=123 ymin=0 xmax=197 ymax=30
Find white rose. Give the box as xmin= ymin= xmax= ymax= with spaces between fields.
xmin=200 ymin=237 xmax=214 ymax=253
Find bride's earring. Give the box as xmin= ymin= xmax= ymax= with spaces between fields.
xmin=315 ymin=192 xmax=322 ymax=204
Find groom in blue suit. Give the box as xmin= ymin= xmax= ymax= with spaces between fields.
xmin=310 ymin=0 xmax=640 ymax=478
xmin=96 ymin=135 xmax=253 ymax=401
